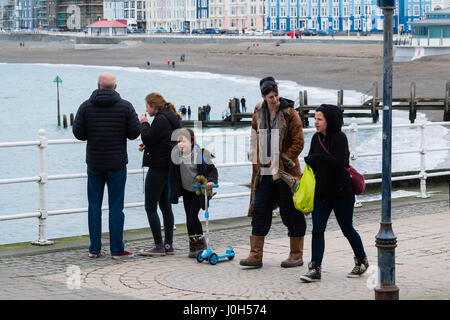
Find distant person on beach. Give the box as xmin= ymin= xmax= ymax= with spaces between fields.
xmin=172 ymin=61 xmax=175 ymax=69
xmin=167 ymin=60 xmax=171 ymax=69
xmin=72 ymin=72 xmax=140 ymax=259
xmin=187 ymin=106 xmax=191 ymax=120
xmin=138 ymin=92 xmax=182 ymax=256
xmin=146 ymin=61 xmax=150 ymax=69
xmin=300 ymin=104 xmax=369 ymax=283
xmin=169 ymin=128 xmax=218 ymax=258
xmin=241 ymin=96 xmax=246 ymax=112
xmin=240 ymin=76 xmax=306 ymax=269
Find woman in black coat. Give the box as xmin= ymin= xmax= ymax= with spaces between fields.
xmin=138 ymin=92 xmax=182 ymax=256
xmin=300 ymin=104 xmax=369 ymax=282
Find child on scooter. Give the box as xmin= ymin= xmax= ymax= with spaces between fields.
xmin=169 ymin=128 xmax=218 ymax=258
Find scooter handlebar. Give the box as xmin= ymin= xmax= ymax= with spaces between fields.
xmin=193 ymin=184 xmax=219 ymax=189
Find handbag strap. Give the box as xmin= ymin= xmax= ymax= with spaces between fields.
xmin=318 ymin=134 xmax=352 ymax=171
xmin=317 ymin=135 xmax=332 ymax=156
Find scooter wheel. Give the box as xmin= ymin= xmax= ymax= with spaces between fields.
xmin=209 ymin=253 xmax=218 ymax=265
xmin=228 ymin=251 xmax=235 ymax=260
xmin=196 ymin=252 xmax=204 ymax=263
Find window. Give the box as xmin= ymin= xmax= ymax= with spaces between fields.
xmin=290 ymin=6 xmax=296 ymax=17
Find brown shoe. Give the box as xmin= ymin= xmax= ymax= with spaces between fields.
xmin=239 ymin=235 xmax=264 ymax=268
xmin=280 ymin=237 xmax=304 ymax=268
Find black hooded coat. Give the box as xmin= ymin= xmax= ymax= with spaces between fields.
xmin=304 ymin=104 xmax=354 ymax=201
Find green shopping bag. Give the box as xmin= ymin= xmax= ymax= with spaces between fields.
xmin=293 ymin=164 xmax=316 ymax=214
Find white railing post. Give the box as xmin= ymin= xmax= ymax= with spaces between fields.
xmin=32 ymin=129 xmax=53 ymax=245
xmin=418 ymin=121 xmax=429 ymax=199
xmin=350 ymin=118 xmax=363 ymax=207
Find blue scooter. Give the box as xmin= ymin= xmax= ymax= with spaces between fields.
xmin=193 ymin=183 xmax=235 ymax=265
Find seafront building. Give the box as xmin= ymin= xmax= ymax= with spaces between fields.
xmin=267 ymin=0 xmax=433 ymax=34
xmin=432 ymin=0 xmax=450 ymax=10
xmin=0 ymin=0 xmax=15 ymax=29
xmin=0 ymin=0 xmax=439 ymax=33
xmin=15 ymin=0 xmax=38 ymax=29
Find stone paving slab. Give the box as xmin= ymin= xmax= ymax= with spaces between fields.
xmin=1 ymin=206 xmax=448 ymax=300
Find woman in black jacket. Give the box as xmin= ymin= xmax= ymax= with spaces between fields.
xmin=300 ymin=104 xmax=369 ymax=282
xmin=138 ymin=92 xmax=182 ymax=256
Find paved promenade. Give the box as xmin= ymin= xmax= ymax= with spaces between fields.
xmin=0 ymin=194 xmax=448 ymax=300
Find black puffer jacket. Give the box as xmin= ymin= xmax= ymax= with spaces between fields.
xmin=73 ymin=89 xmax=140 ymax=171
xmin=304 ymin=104 xmax=353 ymax=200
xmin=141 ymin=109 xmax=182 ymax=169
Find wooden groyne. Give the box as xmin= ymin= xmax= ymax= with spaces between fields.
xmin=298 ymin=81 xmax=450 ymax=127
xmin=182 ymin=81 xmax=449 ymax=128
xmin=181 ymin=119 xmax=251 ymax=127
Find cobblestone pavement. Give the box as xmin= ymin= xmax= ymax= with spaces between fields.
xmin=0 ymin=195 xmax=448 ymax=300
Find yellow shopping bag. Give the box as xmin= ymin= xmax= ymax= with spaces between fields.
xmin=293 ymin=164 xmax=316 ymax=214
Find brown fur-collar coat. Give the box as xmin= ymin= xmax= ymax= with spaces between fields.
xmin=247 ymin=97 xmax=304 ymax=216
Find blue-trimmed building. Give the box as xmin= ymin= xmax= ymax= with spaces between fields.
xmin=267 ymin=0 xmax=432 ymax=33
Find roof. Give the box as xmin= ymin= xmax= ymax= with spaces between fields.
xmin=86 ymin=20 xmax=127 ymax=28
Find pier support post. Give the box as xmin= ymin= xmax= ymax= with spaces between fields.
xmin=298 ymin=91 xmax=306 ymax=126
xmin=337 ymin=90 xmax=344 ymax=108
xmin=375 ymin=1 xmax=399 ymax=300
xmin=63 ymin=114 xmax=68 ymax=128
xmin=303 ymin=90 xmax=309 ymax=127
xmin=32 ymin=129 xmax=53 ymax=246
xmin=371 ymin=82 xmax=379 ymax=123
xmin=445 ymin=82 xmax=450 ymax=121
xmin=409 ymin=82 xmax=417 ymax=123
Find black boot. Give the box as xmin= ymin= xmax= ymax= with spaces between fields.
xmin=347 ymin=256 xmax=369 ymax=278
xmin=300 ymin=262 xmax=321 ymax=283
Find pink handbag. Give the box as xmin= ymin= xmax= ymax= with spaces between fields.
xmin=317 ymin=136 xmax=365 ymax=195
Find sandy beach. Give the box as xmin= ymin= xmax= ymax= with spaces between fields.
xmin=1 ymin=36 xmax=450 ymax=121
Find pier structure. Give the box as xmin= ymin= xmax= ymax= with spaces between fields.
xmin=297 ymin=81 xmax=450 ymax=127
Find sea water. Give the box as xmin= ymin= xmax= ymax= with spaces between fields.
xmin=0 ymin=63 xmax=448 ymax=245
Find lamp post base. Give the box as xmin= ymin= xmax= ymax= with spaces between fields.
xmin=375 ymin=285 xmax=400 ymax=300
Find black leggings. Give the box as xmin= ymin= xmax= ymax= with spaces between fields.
xmin=182 ymin=188 xmax=203 ymax=236
xmin=252 ymin=175 xmax=307 ymax=237
xmin=145 ymin=168 xmax=174 ymax=245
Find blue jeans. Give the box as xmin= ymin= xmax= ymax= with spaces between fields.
xmin=311 ymin=196 xmax=366 ymax=267
xmin=145 ymin=168 xmax=174 ymax=245
xmin=87 ymin=167 xmax=127 ymax=255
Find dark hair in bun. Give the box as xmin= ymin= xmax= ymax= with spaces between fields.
xmin=259 ymin=76 xmax=278 ymax=96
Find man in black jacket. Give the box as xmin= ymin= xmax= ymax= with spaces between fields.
xmin=73 ymin=72 xmax=140 ymax=259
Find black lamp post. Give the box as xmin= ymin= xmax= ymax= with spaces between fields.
xmin=375 ymin=0 xmax=399 ymax=300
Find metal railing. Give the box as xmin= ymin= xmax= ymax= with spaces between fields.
xmin=1 ymin=120 xmax=449 ymax=245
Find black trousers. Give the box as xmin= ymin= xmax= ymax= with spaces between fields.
xmin=252 ymin=175 xmax=307 ymax=237
xmin=182 ymin=188 xmax=203 ymax=236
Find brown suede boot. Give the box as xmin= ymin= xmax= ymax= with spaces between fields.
xmin=188 ymin=236 xmax=197 ymax=258
xmin=280 ymin=237 xmax=304 ymax=268
xmin=188 ymin=235 xmax=207 ymax=258
xmin=239 ymin=235 xmax=264 ymax=268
